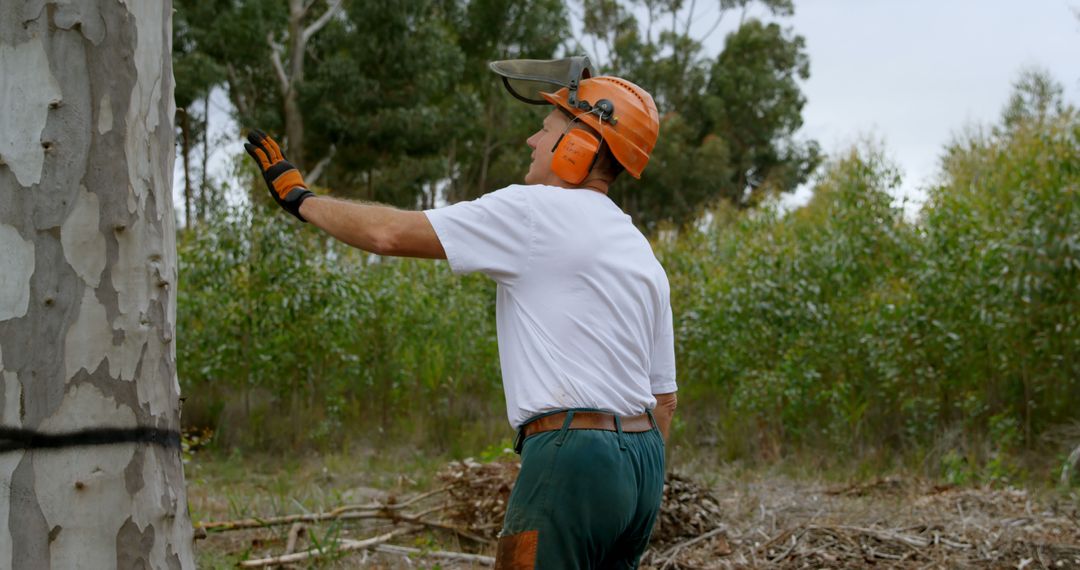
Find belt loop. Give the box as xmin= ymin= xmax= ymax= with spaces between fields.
xmin=614 ymin=415 xmax=627 ymax=450
xmin=645 ymin=409 xmax=657 ymax=432
xmin=555 ymin=411 xmax=576 ymax=447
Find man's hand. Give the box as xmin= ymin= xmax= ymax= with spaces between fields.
xmin=652 ymin=392 xmax=677 ymax=442
xmin=244 ymin=129 xmax=315 ymax=222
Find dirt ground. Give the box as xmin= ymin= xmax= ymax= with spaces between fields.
xmin=188 ymin=452 xmax=1080 ymax=569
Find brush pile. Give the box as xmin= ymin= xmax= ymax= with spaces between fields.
xmin=437 ymin=457 xmax=520 ymax=536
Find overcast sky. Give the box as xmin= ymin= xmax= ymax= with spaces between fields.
xmin=720 ymin=0 xmax=1080 ymax=208
xmin=176 ymin=1 xmax=1080 ymax=219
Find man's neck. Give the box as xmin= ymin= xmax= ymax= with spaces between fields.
xmin=580 ymin=178 xmax=610 ymax=194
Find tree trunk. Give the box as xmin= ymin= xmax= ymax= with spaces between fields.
xmin=284 ymin=0 xmax=306 ymax=169
xmin=198 ymin=92 xmax=210 ymax=223
xmin=180 ymin=107 xmax=193 ymax=227
xmin=0 ymin=2 xmax=195 ymax=568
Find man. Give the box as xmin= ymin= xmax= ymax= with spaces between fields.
xmin=244 ymin=60 xmax=676 ymax=569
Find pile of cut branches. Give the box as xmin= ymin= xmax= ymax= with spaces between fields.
xmin=437 ymin=457 xmax=520 ymax=536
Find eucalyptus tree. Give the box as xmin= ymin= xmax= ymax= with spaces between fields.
xmin=575 ymin=0 xmax=820 ymax=229
xmin=0 ymin=2 xmax=194 ymax=567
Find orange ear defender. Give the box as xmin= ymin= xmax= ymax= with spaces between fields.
xmin=551 ymin=129 xmax=602 ymax=185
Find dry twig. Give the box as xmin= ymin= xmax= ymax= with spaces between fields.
xmin=239 ymin=527 xmax=415 ymax=568
xmin=196 ymin=486 xmax=449 ymax=532
xmin=374 ymin=544 xmax=495 ymax=565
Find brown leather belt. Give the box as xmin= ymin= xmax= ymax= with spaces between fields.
xmin=521 ymin=411 xmax=655 ymax=438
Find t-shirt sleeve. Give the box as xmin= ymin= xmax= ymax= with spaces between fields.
xmin=423 ymin=185 xmax=533 ymax=284
xmin=649 ymin=298 xmax=677 ymax=394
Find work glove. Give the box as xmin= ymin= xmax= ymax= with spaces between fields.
xmin=244 ymin=129 xmax=315 ymax=222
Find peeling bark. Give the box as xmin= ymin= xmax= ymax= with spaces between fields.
xmin=0 ymin=1 xmax=194 ymax=568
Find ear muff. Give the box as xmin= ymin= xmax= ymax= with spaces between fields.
xmin=550 ymin=129 xmax=601 ymax=185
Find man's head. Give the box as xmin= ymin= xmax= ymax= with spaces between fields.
xmin=525 ymin=108 xmax=624 ymax=189
xmin=525 ymin=76 xmax=659 ymax=190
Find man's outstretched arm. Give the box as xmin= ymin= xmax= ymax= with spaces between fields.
xmin=299 ymin=197 xmax=446 ymax=259
xmin=243 ymin=129 xmax=445 ymax=259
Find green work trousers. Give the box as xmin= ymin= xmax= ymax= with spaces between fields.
xmin=496 ymin=411 xmax=666 ymax=569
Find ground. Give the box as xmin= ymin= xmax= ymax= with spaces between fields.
xmin=186 ymin=447 xmax=1080 ymax=569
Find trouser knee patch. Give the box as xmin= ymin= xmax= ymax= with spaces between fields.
xmin=494 ymin=529 xmax=538 ymax=569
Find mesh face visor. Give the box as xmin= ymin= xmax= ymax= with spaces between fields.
xmin=488 ymin=56 xmax=593 ymax=106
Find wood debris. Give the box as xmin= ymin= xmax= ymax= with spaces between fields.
xmin=195 ymin=457 xmax=1080 ymax=569
xmin=436 ymin=457 xmax=520 ymax=537
xmin=651 ymin=472 xmax=727 ymax=546
xmin=640 ymin=478 xmax=1080 ymax=569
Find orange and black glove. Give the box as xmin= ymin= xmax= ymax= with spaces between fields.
xmin=244 ymin=129 xmax=315 ymax=222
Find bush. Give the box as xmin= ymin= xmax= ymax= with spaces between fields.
xmin=177 ymin=202 xmax=502 ymax=450
xmin=662 ymin=94 xmax=1079 ymax=470
xmin=178 ymin=76 xmax=1079 ymax=472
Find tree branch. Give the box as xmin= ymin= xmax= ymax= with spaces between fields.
xmin=266 ymin=33 xmax=290 ymax=95
xmin=302 ymin=0 xmax=344 ymax=47
xmin=305 ymin=144 xmax=336 ymax=186
xmin=224 ymin=63 xmax=250 ymax=117
xmin=701 ymin=7 xmax=729 ymax=41
xmin=374 ymin=544 xmax=495 ymax=566
xmin=239 ymin=527 xmax=415 ymax=568
xmin=683 ymin=0 xmax=698 ymax=40
xmin=195 ymin=486 xmax=450 ymax=532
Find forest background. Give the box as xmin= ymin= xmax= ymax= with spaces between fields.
xmin=173 ymin=0 xmax=1080 ymax=484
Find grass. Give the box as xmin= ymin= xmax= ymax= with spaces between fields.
xmin=187 ymin=443 xmax=458 ymax=569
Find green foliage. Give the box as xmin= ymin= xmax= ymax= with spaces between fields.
xmin=661 ymin=76 xmax=1080 ymax=470
xmin=302 ymin=0 xmax=468 ymax=205
xmin=178 ymin=199 xmax=502 ymax=449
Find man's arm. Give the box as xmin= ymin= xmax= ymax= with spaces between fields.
xmin=243 ymin=129 xmax=445 ymax=259
xmin=299 ymin=196 xmax=446 ymax=259
xmin=652 ymin=392 xmax=677 ymax=441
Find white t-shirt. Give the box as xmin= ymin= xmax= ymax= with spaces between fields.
xmin=424 ymin=184 xmax=677 ymax=428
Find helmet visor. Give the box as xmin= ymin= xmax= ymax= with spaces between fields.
xmin=488 ymin=56 xmax=593 ymax=105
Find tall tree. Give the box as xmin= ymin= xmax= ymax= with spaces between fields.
xmin=268 ymin=0 xmax=345 ymax=171
xmin=700 ymin=19 xmax=820 ymax=206
xmin=575 ymin=0 xmax=820 ymax=228
xmin=449 ymin=0 xmax=569 ymax=201
xmin=0 ymin=2 xmax=194 ymax=568
xmin=303 ymin=0 xmax=468 ymax=205
xmin=174 ymin=0 xmax=226 ymax=227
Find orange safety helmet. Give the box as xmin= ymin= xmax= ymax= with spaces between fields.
xmin=540 ymin=76 xmax=660 ymax=179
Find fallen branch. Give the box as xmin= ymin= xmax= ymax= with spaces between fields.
xmin=273 ymin=523 xmax=305 ymax=570
xmin=196 ymin=486 xmax=449 ymax=532
xmin=829 ymin=525 xmax=931 ymax=548
xmin=382 ymin=510 xmax=493 ymax=544
xmin=768 ymin=530 xmax=805 ymax=564
xmin=374 ymin=544 xmax=495 ymax=566
xmin=650 ymin=525 xmax=727 ymax=569
xmin=239 ymin=527 xmax=415 ymax=568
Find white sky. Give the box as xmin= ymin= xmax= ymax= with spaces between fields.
xmin=174 ymin=1 xmax=1080 ymax=221
xmin=748 ymin=0 xmax=1080 ymax=209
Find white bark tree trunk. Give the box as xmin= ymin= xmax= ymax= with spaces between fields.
xmin=0 ymin=1 xmax=195 ymax=568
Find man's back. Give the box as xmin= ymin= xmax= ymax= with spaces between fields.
xmin=426 ymin=184 xmax=676 ymax=428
